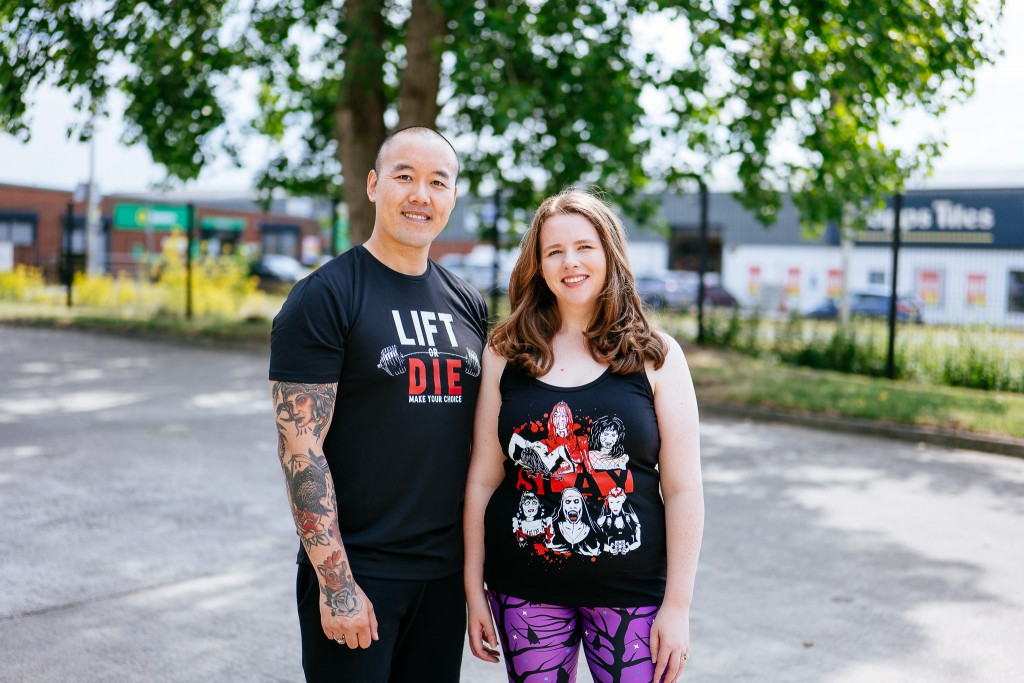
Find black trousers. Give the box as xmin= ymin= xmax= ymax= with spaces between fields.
xmin=296 ymin=563 xmax=466 ymax=683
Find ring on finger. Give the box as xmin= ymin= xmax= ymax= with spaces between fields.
xmin=335 ymin=636 xmax=346 ymax=644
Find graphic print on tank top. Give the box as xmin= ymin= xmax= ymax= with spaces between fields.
xmin=508 ymin=400 xmax=642 ymax=560
xmin=376 ymin=309 xmax=482 ymax=404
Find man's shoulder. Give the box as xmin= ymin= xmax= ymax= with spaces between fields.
xmin=430 ymin=260 xmax=487 ymax=307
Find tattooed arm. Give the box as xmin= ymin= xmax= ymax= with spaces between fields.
xmin=270 ymin=380 xmax=379 ymax=649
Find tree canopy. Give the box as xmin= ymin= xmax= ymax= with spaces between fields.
xmin=0 ymin=0 xmax=1005 ymax=243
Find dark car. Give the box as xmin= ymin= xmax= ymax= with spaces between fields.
xmin=250 ymin=254 xmax=311 ymax=287
xmin=806 ymin=291 xmax=923 ymax=323
xmin=702 ymin=283 xmax=739 ymax=308
xmin=635 ymin=271 xmax=698 ymax=310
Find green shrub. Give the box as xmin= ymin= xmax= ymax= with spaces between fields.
xmin=941 ymin=338 xmax=1024 ymax=392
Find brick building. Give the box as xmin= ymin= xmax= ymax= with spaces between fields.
xmin=0 ymin=182 xmax=322 ymax=280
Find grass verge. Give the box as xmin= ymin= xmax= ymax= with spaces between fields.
xmin=685 ymin=344 xmax=1024 ymax=440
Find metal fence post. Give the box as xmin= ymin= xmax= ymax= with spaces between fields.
xmin=186 ymin=204 xmax=195 ymax=320
xmin=886 ymin=193 xmax=903 ymax=379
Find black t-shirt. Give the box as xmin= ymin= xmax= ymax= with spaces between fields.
xmin=269 ymin=245 xmax=488 ymax=579
xmin=482 ymin=363 xmax=667 ymax=607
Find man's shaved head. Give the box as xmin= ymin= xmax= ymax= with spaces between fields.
xmin=374 ymin=126 xmax=460 ymax=179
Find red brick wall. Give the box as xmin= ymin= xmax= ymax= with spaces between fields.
xmin=0 ymin=183 xmax=79 ymax=277
xmin=0 ymin=183 xmax=323 ymax=280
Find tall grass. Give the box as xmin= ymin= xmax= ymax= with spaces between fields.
xmin=696 ymin=309 xmax=1023 ymax=393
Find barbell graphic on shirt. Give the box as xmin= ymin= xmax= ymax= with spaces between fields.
xmin=377 ymin=345 xmax=482 ymax=378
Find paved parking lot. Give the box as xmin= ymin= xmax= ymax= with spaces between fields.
xmin=1 ymin=325 xmax=1022 ymax=682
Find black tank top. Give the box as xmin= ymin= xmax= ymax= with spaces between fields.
xmin=482 ymin=362 xmax=666 ymax=607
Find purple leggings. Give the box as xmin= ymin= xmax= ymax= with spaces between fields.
xmin=488 ymin=590 xmax=659 ymax=683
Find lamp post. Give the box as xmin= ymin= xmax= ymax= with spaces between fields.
xmin=482 ymin=192 xmax=503 ymax=320
xmin=84 ymin=120 xmax=104 ymax=275
xmin=696 ymin=179 xmax=709 ymax=344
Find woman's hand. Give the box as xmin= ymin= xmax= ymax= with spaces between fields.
xmin=467 ymin=589 xmax=501 ymax=663
xmin=650 ymin=604 xmax=690 ymax=682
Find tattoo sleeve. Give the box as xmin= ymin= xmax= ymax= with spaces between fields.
xmin=271 ymin=381 xmax=360 ymax=617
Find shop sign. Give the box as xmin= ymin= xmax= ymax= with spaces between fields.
xmin=114 ymin=204 xmax=190 ymax=231
xmin=856 ymin=191 xmax=1024 ymax=248
xmin=200 ymin=216 xmax=246 ymax=232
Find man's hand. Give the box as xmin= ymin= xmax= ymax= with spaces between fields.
xmin=320 ymin=579 xmax=379 ymax=649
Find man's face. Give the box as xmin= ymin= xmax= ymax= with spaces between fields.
xmin=367 ymin=132 xmax=458 ymax=252
xmin=287 ymin=391 xmax=313 ymax=428
xmin=563 ymin=490 xmax=583 ymax=522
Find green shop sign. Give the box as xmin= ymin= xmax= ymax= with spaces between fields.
xmin=200 ymin=216 xmax=246 ymax=232
xmin=113 ymin=204 xmax=190 ymax=231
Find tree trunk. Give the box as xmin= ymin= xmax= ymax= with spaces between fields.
xmin=398 ymin=0 xmax=447 ymax=128
xmin=335 ymin=0 xmax=388 ymax=245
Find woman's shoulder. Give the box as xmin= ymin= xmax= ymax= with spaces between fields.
xmin=481 ymin=344 xmax=511 ymax=384
xmin=644 ymin=330 xmax=686 ymax=388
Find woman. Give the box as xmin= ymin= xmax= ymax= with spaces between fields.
xmin=589 ymin=415 xmax=630 ymax=471
xmin=464 ymin=188 xmax=704 ymax=683
xmin=511 ymin=491 xmax=550 ymax=547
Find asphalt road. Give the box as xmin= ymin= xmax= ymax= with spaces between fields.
xmin=1 ymin=325 xmax=1022 ymax=682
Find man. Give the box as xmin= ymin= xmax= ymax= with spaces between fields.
xmin=269 ymin=127 xmax=488 ymax=682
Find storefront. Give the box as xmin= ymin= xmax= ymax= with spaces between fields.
xmin=720 ymin=188 xmax=1024 ymax=327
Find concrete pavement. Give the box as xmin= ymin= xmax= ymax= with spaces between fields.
xmin=1 ymin=325 xmax=1022 ymax=682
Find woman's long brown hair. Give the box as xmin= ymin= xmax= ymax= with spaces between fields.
xmin=489 ymin=188 xmax=667 ymax=377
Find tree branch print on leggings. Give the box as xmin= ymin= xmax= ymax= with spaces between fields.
xmin=488 ymin=591 xmax=658 ymax=683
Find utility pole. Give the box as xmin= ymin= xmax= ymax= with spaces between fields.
xmin=84 ymin=119 xmax=104 ymax=275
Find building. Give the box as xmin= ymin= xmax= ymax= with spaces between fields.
xmin=714 ymin=188 xmax=1024 ymax=327
xmin=0 ymin=183 xmax=322 ymax=279
xmin=7 ymin=179 xmax=1021 ymax=327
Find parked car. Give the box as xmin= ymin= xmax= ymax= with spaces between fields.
xmin=635 ymin=271 xmax=698 ymax=310
xmin=250 ymin=254 xmax=311 ymax=287
xmin=437 ymin=254 xmax=511 ymax=294
xmin=806 ymin=291 xmax=923 ymax=323
xmin=702 ymin=283 xmax=739 ymax=308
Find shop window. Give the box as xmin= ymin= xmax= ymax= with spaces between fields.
xmin=867 ymin=271 xmax=886 ymax=286
xmin=1008 ymin=270 xmax=1024 ymax=313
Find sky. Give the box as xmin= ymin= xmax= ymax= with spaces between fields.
xmin=1 ymin=3 xmax=1021 ymax=196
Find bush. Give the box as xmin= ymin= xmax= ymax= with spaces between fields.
xmin=1 ymin=233 xmax=267 ymax=322
xmin=941 ymin=338 xmax=1024 ymax=392
xmin=148 ymin=233 xmax=264 ymax=318
xmin=0 ymin=265 xmax=52 ymax=302
xmin=696 ymin=312 xmax=998 ymax=390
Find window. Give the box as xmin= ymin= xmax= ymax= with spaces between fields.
xmin=1009 ymin=270 xmax=1024 ymax=313
xmin=867 ymin=270 xmax=886 ymax=286
xmin=0 ymin=218 xmax=35 ymax=246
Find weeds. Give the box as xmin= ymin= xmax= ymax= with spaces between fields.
xmin=696 ymin=309 xmax=1021 ymax=393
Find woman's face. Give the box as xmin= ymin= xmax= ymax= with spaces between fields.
xmin=539 ymin=213 xmax=607 ymax=314
xmin=599 ymin=426 xmax=618 ymax=450
xmin=522 ymin=497 xmax=539 ymax=518
xmin=287 ymin=391 xmax=313 ymax=428
xmin=608 ymin=495 xmax=625 ymax=514
xmin=562 ymin=490 xmax=583 ymax=521
xmin=552 ymin=405 xmax=569 ymax=434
